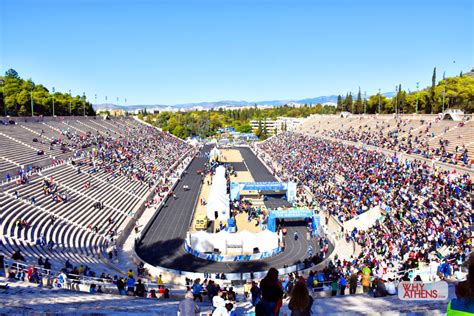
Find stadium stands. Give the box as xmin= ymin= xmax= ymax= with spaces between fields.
xmin=1 ymin=116 xmax=193 ymax=276
xmin=297 ymin=114 xmax=473 ymax=166
xmin=258 ymin=131 xmax=471 ymax=275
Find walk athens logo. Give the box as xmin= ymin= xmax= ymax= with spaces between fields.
xmin=398 ymin=281 xmax=449 ymax=301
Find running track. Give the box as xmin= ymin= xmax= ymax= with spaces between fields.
xmin=136 ymin=146 xmax=326 ymax=273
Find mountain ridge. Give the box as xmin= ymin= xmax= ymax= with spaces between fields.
xmin=93 ymin=93 xmax=395 ymax=111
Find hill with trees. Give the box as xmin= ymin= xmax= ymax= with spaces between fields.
xmin=335 ymin=68 xmax=474 ymax=114
xmin=140 ymin=103 xmax=336 ymax=139
xmin=0 ymin=69 xmax=95 ymax=117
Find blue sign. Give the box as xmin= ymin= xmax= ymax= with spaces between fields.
xmin=267 ymin=209 xmax=320 ymax=232
xmin=230 ymin=181 xmax=297 ymax=202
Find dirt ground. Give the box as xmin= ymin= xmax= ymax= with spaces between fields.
xmin=190 ymin=148 xmax=266 ymax=234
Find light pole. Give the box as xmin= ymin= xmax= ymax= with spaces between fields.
xmin=415 ymin=82 xmax=419 ymax=114
xmin=378 ymin=89 xmax=381 ymax=114
xmin=30 ymin=82 xmax=34 ymax=117
xmin=95 ymin=94 xmax=97 ymax=107
xmin=52 ymin=87 xmax=55 ymax=116
xmin=83 ymin=92 xmax=86 ymax=116
xmin=69 ymin=90 xmax=72 ymax=115
xmin=0 ymin=78 xmax=5 ymax=116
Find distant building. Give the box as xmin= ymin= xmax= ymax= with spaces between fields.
xmin=465 ymin=68 xmax=474 ymax=78
xmin=109 ymin=109 xmax=126 ymax=117
xmin=249 ymin=116 xmax=306 ymax=135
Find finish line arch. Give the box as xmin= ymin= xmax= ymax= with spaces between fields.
xmin=267 ymin=209 xmax=320 ymax=232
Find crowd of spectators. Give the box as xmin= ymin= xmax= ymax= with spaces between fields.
xmin=4 ymin=119 xmax=194 ymax=280
xmin=320 ymin=117 xmax=471 ymax=166
xmin=258 ymin=132 xmax=472 ymax=280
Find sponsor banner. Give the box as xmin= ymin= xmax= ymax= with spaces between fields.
xmin=267 ymin=209 xmax=319 ymax=232
xmin=230 ymin=181 xmax=297 ymax=201
xmin=398 ymin=281 xmax=449 ymax=301
xmin=269 ymin=209 xmax=314 ymax=219
xmin=185 ymin=243 xmax=282 ymax=262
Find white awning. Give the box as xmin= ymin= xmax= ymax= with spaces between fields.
xmin=206 ymin=165 xmax=230 ymax=220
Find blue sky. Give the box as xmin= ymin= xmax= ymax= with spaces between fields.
xmin=0 ymin=0 xmax=472 ymax=105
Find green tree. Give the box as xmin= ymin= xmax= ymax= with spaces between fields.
xmin=336 ymin=95 xmax=343 ymax=112
xmin=5 ymin=68 xmax=19 ymax=79
xmin=355 ymin=88 xmax=362 ymax=114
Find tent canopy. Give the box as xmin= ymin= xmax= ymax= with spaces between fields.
xmin=206 ymin=166 xmax=230 ymax=220
xmin=188 ymin=229 xmax=279 ymax=255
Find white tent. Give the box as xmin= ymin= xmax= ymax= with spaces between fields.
xmin=188 ymin=229 xmax=279 ymax=256
xmin=206 ymin=166 xmax=230 ymax=220
xmin=209 ymin=146 xmax=220 ymax=162
xmin=256 ymin=230 xmax=280 ymax=252
xmin=189 ymin=231 xmax=214 ymax=253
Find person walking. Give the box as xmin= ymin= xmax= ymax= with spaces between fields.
xmin=178 ymin=291 xmax=200 ymax=316
xmin=288 ymin=279 xmax=313 ymax=316
xmin=192 ymin=278 xmax=203 ymax=302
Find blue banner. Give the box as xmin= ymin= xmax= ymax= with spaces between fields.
xmin=185 ymin=242 xmax=282 ymax=262
xmin=230 ymin=181 xmax=297 ymax=202
xmin=267 ymin=209 xmax=320 ymax=232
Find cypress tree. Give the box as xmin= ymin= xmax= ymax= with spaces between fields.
xmin=337 ymin=95 xmax=343 ymax=112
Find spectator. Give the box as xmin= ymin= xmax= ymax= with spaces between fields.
xmin=288 ymin=279 xmax=313 ymax=316
xmin=156 ymin=274 xmax=164 ymax=285
xmin=373 ymin=278 xmax=387 ymax=298
xmin=447 ymin=253 xmax=474 ymax=315
xmin=126 ymin=276 xmax=136 ymax=294
xmin=259 ymin=268 xmax=283 ymax=316
xmin=361 ymin=273 xmax=371 ymax=294
xmin=385 ymin=279 xmax=397 ymax=296
xmin=12 ymin=249 xmax=25 ymax=261
xmin=349 ymin=273 xmax=358 ymax=295
xmin=227 ymin=287 xmax=236 ymax=302
xmin=339 ymin=274 xmax=347 ymax=295
xmin=57 ymin=271 xmax=67 ymax=288
xmin=192 ymin=278 xmax=203 ymax=302
xmin=178 ymin=291 xmax=200 ymax=316
xmin=330 ymin=277 xmax=339 ymax=296
xmin=135 ymin=279 xmax=147 ymax=297
xmin=116 ymin=277 xmax=126 ymax=295
xmin=212 ymin=290 xmax=226 ymax=311
xmin=250 ymin=281 xmax=261 ymax=306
